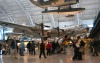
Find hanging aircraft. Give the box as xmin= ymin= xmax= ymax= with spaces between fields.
xmin=0 ymin=21 xmax=62 ymax=38
xmin=0 ymin=20 xmax=88 ymax=38
xmin=42 ymin=5 xmax=85 ymax=15
xmin=0 ymin=21 xmax=44 ymax=38
xmin=30 ymin=0 xmax=79 ymax=8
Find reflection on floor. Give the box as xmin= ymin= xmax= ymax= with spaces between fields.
xmin=0 ymin=48 xmax=100 ymax=63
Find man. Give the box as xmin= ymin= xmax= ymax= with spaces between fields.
xmin=62 ymin=35 xmax=68 ymax=54
xmin=39 ymin=42 xmax=46 ymax=58
xmin=27 ymin=42 xmax=31 ymax=55
xmin=11 ymin=37 xmax=17 ymax=59
xmin=31 ymin=41 xmax=36 ymax=55
xmin=80 ymin=40 xmax=85 ymax=54
xmin=52 ymin=41 xmax=56 ymax=54
xmin=20 ymin=40 xmax=25 ymax=56
xmin=73 ymin=36 xmax=83 ymax=60
xmin=92 ymin=38 xmax=99 ymax=56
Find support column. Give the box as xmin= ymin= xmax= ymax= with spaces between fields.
xmin=0 ymin=26 xmax=6 ymax=41
xmin=75 ymin=2 xmax=82 ymax=25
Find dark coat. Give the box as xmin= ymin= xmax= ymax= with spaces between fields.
xmin=11 ymin=40 xmax=17 ymax=49
xmin=31 ymin=42 xmax=35 ymax=49
xmin=27 ymin=42 xmax=31 ymax=49
xmin=40 ymin=43 xmax=45 ymax=50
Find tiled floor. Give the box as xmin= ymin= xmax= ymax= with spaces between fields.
xmin=0 ymin=48 xmax=100 ymax=63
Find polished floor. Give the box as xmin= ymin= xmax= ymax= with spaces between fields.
xmin=0 ymin=48 xmax=100 ymax=63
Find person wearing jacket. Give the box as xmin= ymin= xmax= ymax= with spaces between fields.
xmin=39 ymin=42 xmax=46 ymax=58
xmin=11 ymin=37 xmax=17 ymax=59
xmin=27 ymin=42 xmax=31 ymax=55
xmin=51 ymin=41 xmax=56 ymax=54
xmin=92 ymin=38 xmax=99 ymax=56
xmin=31 ymin=41 xmax=36 ymax=55
xmin=80 ymin=40 xmax=85 ymax=54
xmin=73 ymin=36 xmax=83 ymax=60
xmin=46 ymin=42 xmax=52 ymax=56
xmin=20 ymin=40 xmax=25 ymax=56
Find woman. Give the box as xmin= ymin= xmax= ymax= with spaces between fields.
xmin=46 ymin=42 xmax=52 ymax=56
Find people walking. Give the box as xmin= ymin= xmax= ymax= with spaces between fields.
xmin=51 ymin=41 xmax=56 ymax=54
xmin=20 ymin=40 xmax=25 ymax=56
xmin=92 ymin=39 xmax=99 ymax=56
xmin=73 ymin=36 xmax=83 ymax=60
xmin=46 ymin=42 xmax=52 ymax=56
xmin=80 ymin=40 xmax=85 ymax=54
xmin=31 ymin=41 xmax=36 ymax=55
xmin=11 ymin=37 xmax=18 ymax=59
xmin=27 ymin=42 xmax=31 ymax=55
xmin=39 ymin=42 xmax=46 ymax=58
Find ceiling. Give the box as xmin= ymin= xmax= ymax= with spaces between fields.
xmin=0 ymin=0 xmax=100 ymax=35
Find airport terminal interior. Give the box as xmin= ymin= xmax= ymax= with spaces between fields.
xmin=0 ymin=0 xmax=100 ymax=63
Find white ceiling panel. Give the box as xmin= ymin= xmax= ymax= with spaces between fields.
xmin=0 ymin=0 xmax=99 ymax=28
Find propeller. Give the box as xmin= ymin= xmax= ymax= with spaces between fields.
xmin=34 ymin=23 xmax=50 ymax=28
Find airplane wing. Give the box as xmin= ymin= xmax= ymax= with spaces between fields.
xmin=0 ymin=21 xmax=36 ymax=30
xmin=42 ymin=7 xmax=85 ymax=15
xmin=0 ymin=21 xmax=41 ymax=37
xmin=0 ymin=21 xmax=88 ymax=38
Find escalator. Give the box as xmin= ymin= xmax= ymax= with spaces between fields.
xmin=89 ymin=12 xmax=100 ymax=38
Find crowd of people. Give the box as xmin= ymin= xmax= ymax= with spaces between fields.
xmin=88 ymin=38 xmax=100 ymax=56
xmin=0 ymin=36 xmax=100 ymax=61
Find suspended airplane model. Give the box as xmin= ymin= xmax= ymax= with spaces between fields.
xmin=0 ymin=21 xmax=88 ymax=39
xmin=30 ymin=0 xmax=85 ymax=15
xmin=0 ymin=21 xmax=50 ymax=38
xmin=42 ymin=6 xmax=85 ymax=15
xmin=30 ymin=0 xmax=79 ymax=8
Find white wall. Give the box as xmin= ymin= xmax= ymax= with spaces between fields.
xmin=59 ymin=21 xmax=77 ymax=28
xmin=44 ymin=19 xmax=94 ymax=29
